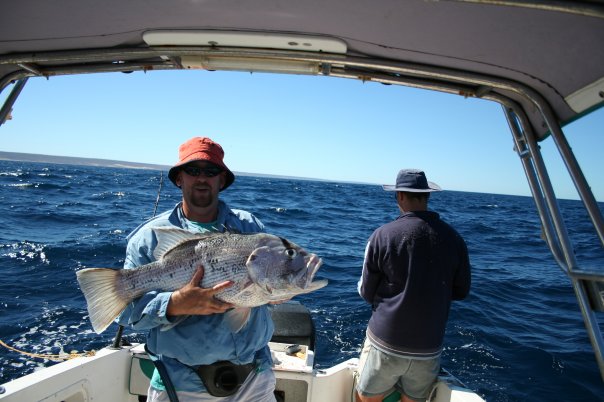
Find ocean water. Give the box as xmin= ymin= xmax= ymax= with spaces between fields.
xmin=0 ymin=160 xmax=603 ymax=401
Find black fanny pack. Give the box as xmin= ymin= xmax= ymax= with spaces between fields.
xmin=195 ymin=360 xmax=255 ymax=397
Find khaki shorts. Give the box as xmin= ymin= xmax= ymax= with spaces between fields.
xmin=356 ymin=338 xmax=439 ymax=402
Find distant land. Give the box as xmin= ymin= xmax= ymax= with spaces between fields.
xmin=0 ymin=151 xmax=364 ymax=184
xmin=0 ymin=151 xmax=169 ymax=171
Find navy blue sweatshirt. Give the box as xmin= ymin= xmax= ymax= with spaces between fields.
xmin=359 ymin=211 xmax=471 ymax=358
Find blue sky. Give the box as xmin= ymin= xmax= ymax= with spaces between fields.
xmin=1 ymin=70 xmax=602 ymax=201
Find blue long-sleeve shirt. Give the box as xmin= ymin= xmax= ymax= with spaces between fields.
xmin=358 ymin=211 xmax=471 ymax=359
xmin=118 ymin=201 xmax=274 ymax=392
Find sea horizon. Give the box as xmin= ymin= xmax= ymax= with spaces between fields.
xmin=0 ymin=150 xmax=567 ymax=202
xmin=0 ymin=150 xmax=377 ymax=187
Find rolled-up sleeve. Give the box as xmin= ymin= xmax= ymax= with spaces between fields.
xmin=119 ymin=291 xmax=173 ymax=329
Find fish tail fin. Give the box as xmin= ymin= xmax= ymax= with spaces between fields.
xmin=76 ymin=268 xmax=129 ymax=334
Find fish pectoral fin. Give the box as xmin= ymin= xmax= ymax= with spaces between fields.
xmin=224 ymin=307 xmax=251 ymax=333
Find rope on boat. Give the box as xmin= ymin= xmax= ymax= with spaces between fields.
xmin=0 ymin=339 xmax=96 ymax=361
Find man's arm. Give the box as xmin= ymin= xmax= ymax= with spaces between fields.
xmin=358 ymin=240 xmax=382 ymax=304
xmin=452 ymin=237 xmax=471 ymax=300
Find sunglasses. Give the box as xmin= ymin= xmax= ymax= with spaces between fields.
xmin=181 ymin=165 xmax=223 ymax=178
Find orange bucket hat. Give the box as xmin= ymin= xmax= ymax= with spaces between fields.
xmin=168 ymin=137 xmax=235 ymax=191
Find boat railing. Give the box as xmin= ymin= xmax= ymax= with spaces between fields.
xmin=502 ymin=101 xmax=604 ymax=381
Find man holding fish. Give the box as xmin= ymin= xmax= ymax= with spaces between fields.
xmin=77 ymin=137 xmax=326 ymax=402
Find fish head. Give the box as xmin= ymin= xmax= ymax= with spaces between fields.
xmin=246 ymin=234 xmax=326 ymax=299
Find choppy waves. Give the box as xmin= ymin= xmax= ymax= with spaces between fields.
xmin=0 ymin=160 xmax=603 ymax=400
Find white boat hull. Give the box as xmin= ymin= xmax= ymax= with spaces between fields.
xmin=0 ymin=343 xmax=484 ymax=402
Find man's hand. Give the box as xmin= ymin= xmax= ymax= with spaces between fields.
xmin=167 ymin=265 xmax=234 ymax=316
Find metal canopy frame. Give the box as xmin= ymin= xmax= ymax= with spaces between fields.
xmin=1 ymin=44 xmax=603 ymax=379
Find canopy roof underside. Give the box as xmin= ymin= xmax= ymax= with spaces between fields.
xmin=1 ymin=0 xmax=604 ymax=139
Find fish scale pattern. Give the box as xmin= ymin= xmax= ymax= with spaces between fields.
xmin=76 ymin=230 xmax=326 ymax=333
xmin=118 ymin=233 xmax=293 ymax=306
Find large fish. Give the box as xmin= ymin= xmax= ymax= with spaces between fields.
xmin=76 ymin=227 xmax=326 ymax=334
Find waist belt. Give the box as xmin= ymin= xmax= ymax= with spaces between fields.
xmin=195 ymin=360 xmax=255 ymax=397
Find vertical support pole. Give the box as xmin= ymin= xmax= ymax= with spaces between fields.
xmin=502 ymin=103 xmax=604 ymax=382
xmin=0 ymin=78 xmax=28 ymax=126
xmin=544 ymin=110 xmax=604 ymax=246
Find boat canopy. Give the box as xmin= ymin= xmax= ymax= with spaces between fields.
xmin=0 ymin=0 xmax=603 ymax=380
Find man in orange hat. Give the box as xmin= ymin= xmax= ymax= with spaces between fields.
xmin=118 ymin=137 xmax=277 ymax=402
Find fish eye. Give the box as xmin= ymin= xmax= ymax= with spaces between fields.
xmin=285 ymin=248 xmax=297 ymax=259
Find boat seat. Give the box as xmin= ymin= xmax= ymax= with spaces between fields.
xmin=270 ymin=301 xmax=316 ymax=351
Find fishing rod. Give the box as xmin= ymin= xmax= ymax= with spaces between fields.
xmin=111 ymin=171 xmax=164 ymax=349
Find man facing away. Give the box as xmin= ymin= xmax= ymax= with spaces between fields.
xmin=356 ymin=169 xmax=471 ymax=402
xmin=118 ymin=137 xmax=277 ymax=402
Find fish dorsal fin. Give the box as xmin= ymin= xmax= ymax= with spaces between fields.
xmin=152 ymin=227 xmax=208 ymax=260
xmin=221 ymin=224 xmax=241 ymax=234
